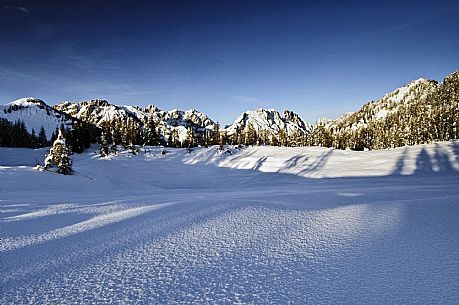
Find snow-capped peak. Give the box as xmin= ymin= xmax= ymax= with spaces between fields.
xmin=7 ymin=97 xmax=46 ymax=107
xmin=225 ymin=108 xmax=310 ymax=135
xmin=381 ymin=77 xmax=434 ymax=104
xmin=1 ymin=98 xmax=74 ymax=140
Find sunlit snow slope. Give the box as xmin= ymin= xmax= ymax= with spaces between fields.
xmin=0 ymin=98 xmax=74 ymax=140
xmin=1 ymin=142 xmax=459 ymax=304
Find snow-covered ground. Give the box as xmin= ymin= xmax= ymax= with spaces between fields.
xmin=1 ymin=142 xmax=459 ymax=304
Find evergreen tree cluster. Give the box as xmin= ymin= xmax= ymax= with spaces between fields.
xmin=98 ymin=118 xmax=146 ymax=156
xmin=0 ymin=119 xmax=99 ymax=152
xmin=226 ymin=123 xmax=305 ymax=147
xmin=97 ymin=117 xmax=224 ymax=156
xmin=0 ymin=119 xmax=48 ymax=148
xmin=63 ymin=121 xmax=100 ymax=153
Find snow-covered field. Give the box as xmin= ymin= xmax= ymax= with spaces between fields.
xmin=1 ymin=142 xmax=459 ymax=304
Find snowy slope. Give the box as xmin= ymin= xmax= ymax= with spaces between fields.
xmin=1 ymin=142 xmax=459 ymax=304
xmin=185 ymin=142 xmax=459 ymax=178
xmin=0 ymin=98 xmax=74 ymax=140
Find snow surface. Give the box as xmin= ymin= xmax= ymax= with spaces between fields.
xmin=1 ymin=141 xmax=459 ymax=304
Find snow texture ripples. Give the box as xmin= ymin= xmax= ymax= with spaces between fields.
xmin=1 ymin=142 xmax=459 ymax=304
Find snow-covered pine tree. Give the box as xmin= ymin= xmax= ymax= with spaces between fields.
xmin=44 ymin=129 xmax=72 ymax=175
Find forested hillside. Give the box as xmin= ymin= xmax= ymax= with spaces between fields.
xmin=306 ymin=72 xmax=458 ymax=150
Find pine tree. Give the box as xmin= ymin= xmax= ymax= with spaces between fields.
xmin=234 ymin=126 xmax=242 ymax=145
xmin=121 ymin=119 xmax=130 ymax=147
xmin=184 ymin=127 xmax=195 ymax=148
xmin=38 ymin=126 xmax=48 ymax=147
xmin=99 ymin=130 xmax=110 ymax=157
xmin=270 ymin=134 xmax=279 ymax=146
xmin=212 ymin=123 xmax=221 ymax=146
xmin=67 ymin=120 xmax=97 ymax=153
xmin=219 ymin=130 xmax=227 ymax=148
xmin=167 ymin=132 xmax=173 ymax=147
xmin=111 ymin=119 xmax=122 ymax=145
xmin=50 ymin=127 xmax=59 ymax=144
xmin=259 ymin=130 xmax=270 ymax=146
xmin=244 ymin=123 xmax=257 ymax=145
xmin=44 ymin=129 xmax=72 ymax=175
xmin=168 ymin=129 xmax=179 ymax=147
xmin=201 ymin=128 xmax=209 ymax=147
xmin=11 ymin=120 xmax=30 ymax=147
xmin=0 ymin=119 xmax=12 ymax=146
xmin=278 ymin=129 xmax=288 ymax=147
xmin=144 ymin=117 xmax=159 ymax=146
xmin=30 ymin=129 xmax=38 ymax=148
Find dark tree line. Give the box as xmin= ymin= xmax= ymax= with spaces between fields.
xmin=0 ymin=119 xmax=48 ymax=148
xmin=62 ymin=121 xmax=100 ymax=153
xmin=0 ymin=119 xmax=99 ymax=153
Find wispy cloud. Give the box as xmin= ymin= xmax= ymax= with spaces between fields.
xmin=3 ymin=5 xmax=29 ymax=13
xmin=16 ymin=6 xmax=28 ymax=13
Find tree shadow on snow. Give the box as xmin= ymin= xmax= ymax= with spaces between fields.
xmin=298 ymin=148 xmax=333 ymax=175
xmin=391 ymin=141 xmax=459 ymax=176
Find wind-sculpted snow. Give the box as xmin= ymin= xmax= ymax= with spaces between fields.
xmin=2 ymin=205 xmax=166 ymax=251
xmin=1 ymin=142 xmax=459 ymax=304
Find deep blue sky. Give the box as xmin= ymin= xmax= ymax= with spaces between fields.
xmin=1 ymin=0 xmax=458 ymax=124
